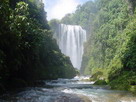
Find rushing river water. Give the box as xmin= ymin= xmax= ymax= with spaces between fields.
xmin=0 ymin=76 xmax=136 ymax=102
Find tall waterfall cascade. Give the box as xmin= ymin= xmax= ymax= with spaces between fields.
xmin=53 ymin=24 xmax=87 ymax=69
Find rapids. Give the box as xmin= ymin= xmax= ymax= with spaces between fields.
xmin=0 ymin=76 xmax=136 ymax=102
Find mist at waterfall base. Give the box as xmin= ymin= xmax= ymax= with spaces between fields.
xmin=53 ymin=24 xmax=87 ymax=69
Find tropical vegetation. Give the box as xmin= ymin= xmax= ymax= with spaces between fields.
xmin=60 ymin=0 xmax=136 ymax=92
xmin=0 ymin=0 xmax=76 ymax=93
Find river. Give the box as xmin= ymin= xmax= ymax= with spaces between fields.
xmin=0 ymin=76 xmax=136 ymax=102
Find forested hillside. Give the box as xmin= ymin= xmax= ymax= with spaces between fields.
xmin=61 ymin=0 xmax=136 ymax=91
xmin=0 ymin=0 xmax=76 ymax=92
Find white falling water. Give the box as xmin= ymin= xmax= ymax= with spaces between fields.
xmin=53 ymin=24 xmax=87 ymax=69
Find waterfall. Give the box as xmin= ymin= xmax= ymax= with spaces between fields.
xmin=53 ymin=24 xmax=87 ymax=69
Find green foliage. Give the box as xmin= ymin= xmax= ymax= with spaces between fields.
xmin=61 ymin=1 xmax=97 ymax=30
xmin=49 ymin=19 xmax=60 ymax=35
xmin=61 ymin=0 xmax=136 ymax=92
xmin=108 ymin=15 xmax=136 ymax=91
xmin=0 ymin=0 xmax=76 ymax=91
xmin=94 ymin=80 xmax=107 ymax=85
xmin=108 ymin=71 xmax=135 ymax=90
xmin=90 ymin=71 xmax=103 ymax=81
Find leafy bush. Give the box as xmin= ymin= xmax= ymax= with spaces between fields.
xmin=94 ymin=80 xmax=107 ymax=85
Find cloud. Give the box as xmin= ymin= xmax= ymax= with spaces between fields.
xmin=45 ymin=0 xmax=80 ymax=20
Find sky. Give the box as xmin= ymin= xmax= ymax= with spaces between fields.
xmin=43 ymin=0 xmax=90 ymax=21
